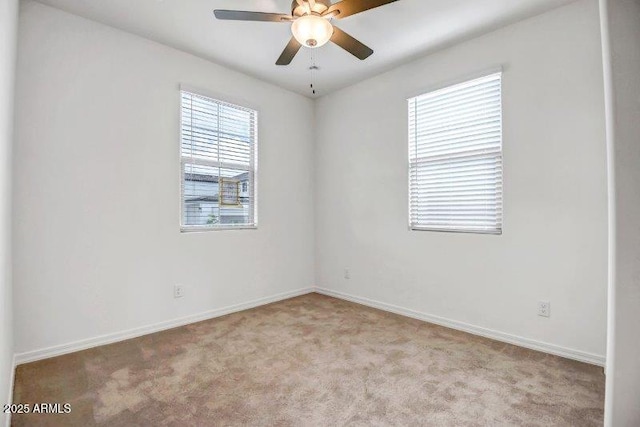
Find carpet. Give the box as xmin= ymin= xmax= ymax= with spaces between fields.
xmin=12 ymin=293 xmax=605 ymax=426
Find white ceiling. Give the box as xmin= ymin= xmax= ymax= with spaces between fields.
xmin=33 ymin=0 xmax=576 ymax=97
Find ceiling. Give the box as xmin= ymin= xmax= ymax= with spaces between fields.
xmin=34 ymin=0 xmax=576 ymax=97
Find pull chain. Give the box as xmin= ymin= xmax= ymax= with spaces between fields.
xmin=309 ymin=49 xmax=318 ymax=95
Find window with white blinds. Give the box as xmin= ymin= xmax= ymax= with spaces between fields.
xmin=408 ymin=72 xmax=503 ymax=234
xmin=180 ymin=90 xmax=257 ymax=230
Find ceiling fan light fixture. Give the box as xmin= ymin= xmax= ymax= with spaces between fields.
xmin=291 ymin=14 xmax=333 ymax=48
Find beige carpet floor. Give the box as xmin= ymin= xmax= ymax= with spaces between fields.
xmin=12 ymin=293 xmax=604 ymax=426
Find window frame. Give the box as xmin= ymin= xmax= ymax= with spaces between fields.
xmin=407 ymin=70 xmax=504 ymax=235
xmin=179 ymin=87 xmax=259 ymax=233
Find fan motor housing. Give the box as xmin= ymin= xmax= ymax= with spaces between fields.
xmin=291 ymin=0 xmax=331 ymax=17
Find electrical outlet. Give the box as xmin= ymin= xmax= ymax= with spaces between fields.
xmin=344 ymin=268 xmax=350 ymax=279
xmin=174 ymin=284 xmax=184 ymax=298
xmin=538 ymin=301 xmax=550 ymax=317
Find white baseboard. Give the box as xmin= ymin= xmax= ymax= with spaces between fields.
xmin=14 ymin=287 xmax=314 ymax=365
xmin=314 ymin=287 xmax=606 ymax=367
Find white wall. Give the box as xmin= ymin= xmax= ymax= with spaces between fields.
xmin=0 ymin=0 xmax=18 ymax=423
xmin=13 ymin=1 xmax=315 ymax=356
xmin=600 ymin=0 xmax=640 ymax=425
xmin=315 ymin=0 xmax=608 ymax=362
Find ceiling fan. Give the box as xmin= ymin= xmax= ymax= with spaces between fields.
xmin=214 ymin=0 xmax=399 ymax=65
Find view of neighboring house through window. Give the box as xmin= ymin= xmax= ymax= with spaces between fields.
xmin=408 ymin=72 xmax=503 ymax=234
xmin=180 ymin=90 xmax=257 ymax=230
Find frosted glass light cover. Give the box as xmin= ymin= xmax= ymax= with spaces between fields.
xmin=291 ymin=15 xmax=333 ymax=48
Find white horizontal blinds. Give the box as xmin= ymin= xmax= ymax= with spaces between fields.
xmin=408 ymin=73 xmax=503 ymax=233
xmin=181 ymin=91 xmax=257 ymax=228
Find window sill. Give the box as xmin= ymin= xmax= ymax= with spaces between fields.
xmin=180 ymin=225 xmax=258 ymax=233
xmin=410 ymin=226 xmax=502 ymax=235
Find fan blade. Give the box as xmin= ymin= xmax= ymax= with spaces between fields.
xmin=325 ymin=0 xmax=399 ymax=19
xmin=214 ymin=10 xmax=293 ymax=22
xmin=330 ymin=26 xmax=373 ymax=60
xmin=276 ymin=37 xmax=302 ymax=65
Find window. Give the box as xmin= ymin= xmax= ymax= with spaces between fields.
xmin=408 ymin=72 xmax=503 ymax=234
xmin=180 ymin=90 xmax=257 ymax=230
